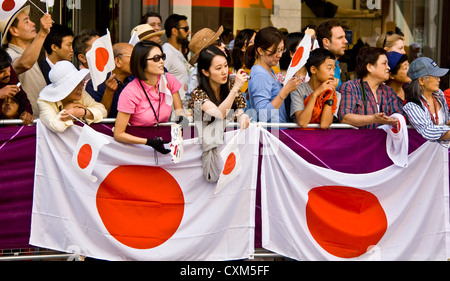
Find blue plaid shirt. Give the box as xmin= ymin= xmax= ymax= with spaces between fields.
xmin=337 ymin=79 xmax=405 ymax=129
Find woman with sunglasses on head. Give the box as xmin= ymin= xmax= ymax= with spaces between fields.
xmin=114 ymin=41 xmax=187 ymax=154
xmin=189 ymin=45 xmax=249 ymax=182
xmin=244 ymin=26 xmax=301 ymax=123
xmin=376 ymin=31 xmax=406 ymax=55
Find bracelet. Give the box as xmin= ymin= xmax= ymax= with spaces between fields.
xmin=279 ymin=94 xmax=286 ymax=101
xmin=82 ymin=108 xmax=87 ymax=118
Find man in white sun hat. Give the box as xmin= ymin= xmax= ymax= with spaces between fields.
xmin=130 ymin=23 xmax=165 ymax=46
xmin=38 ymin=61 xmax=107 ymax=133
xmin=0 ymin=4 xmax=53 ymax=118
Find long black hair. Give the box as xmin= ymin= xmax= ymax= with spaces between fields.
xmin=231 ymin=29 xmax=255 ymax=71
xmin=197 ymin=45 xmax=233 ymax=108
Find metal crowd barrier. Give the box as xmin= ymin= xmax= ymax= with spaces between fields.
xmin=0 ymin=118 xmax=359 ymax=129
xmin=0 ymin=249 xmax=285 ymax=261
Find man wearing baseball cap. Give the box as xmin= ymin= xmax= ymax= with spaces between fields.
xmin=403 ymin=57 xmax=450 ymax=144
xmin=0 ymin=5 xmax=53 ymax=118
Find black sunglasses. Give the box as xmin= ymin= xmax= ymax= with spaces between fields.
xmin=383 ymin=31 xmax=395 ymax=48
xmin=147 ymin=53 xmax=166 ymax=62
xmin=177 ymin=26 xmax=189 ymax=32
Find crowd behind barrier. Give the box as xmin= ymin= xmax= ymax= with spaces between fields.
xmin=1 ymin=3 xmax=450 ymax=261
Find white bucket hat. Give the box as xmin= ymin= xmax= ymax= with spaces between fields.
xmin=39 ymin=61 xmax=90 ymax=102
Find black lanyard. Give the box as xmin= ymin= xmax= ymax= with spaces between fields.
xmin=360 ymin=79 xmax=383 ymax=114
xmin=360 ymin=79 xmax=368 ymax=115
xmin=139 ymin=80 xmax=161 ymax=125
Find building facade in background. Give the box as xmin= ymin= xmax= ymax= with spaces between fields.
xmin=28 ymin=0 xmax=450 ymax=89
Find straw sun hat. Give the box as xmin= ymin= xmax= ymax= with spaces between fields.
xmin=130 ymin=24 xmax=165 ymax=42
xmin=40 ymin=61 xmax=89 ymax=102
xmin=188 ymin=25 xmax=224 ymax=66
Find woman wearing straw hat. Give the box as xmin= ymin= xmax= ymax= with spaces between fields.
xmin=187 ymin=26 xmax=227 ymax=96
xmin=38 ymin=61 xmax=107 ymax=133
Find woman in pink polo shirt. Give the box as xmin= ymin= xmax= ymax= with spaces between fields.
xmin=114 ymin=41 xmax=187 ymax=154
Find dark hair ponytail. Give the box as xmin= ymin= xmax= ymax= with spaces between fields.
xmin=243 ymin=27 xmax=286 ymax=69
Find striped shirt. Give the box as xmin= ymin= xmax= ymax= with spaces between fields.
xmin=403 ymin=90 xmax=450 ymax=146
xmin=337 ymin=79 xmax=405 ymax=129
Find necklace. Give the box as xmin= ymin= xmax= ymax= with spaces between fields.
xmin=421 ymin=96 xmax=439 ymax=125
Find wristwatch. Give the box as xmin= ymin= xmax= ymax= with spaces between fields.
xmin=325 ymin=99 xmax=334 ymax=106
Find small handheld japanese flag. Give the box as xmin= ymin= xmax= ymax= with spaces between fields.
xmin=216 ymin=131 xmax=242 ymax=194
xmin=284 ymin=29 xmax=314 ymax=85
xmin=40 ymin=0 xmax=54 ymax=12
xmin=170 ymin=124 xmax=183 ymax=163
xmin=72 ymin=125 xmax=110 ymax=182
xmin=0 ymin=0 xmax=27 ymax=20
xmin=129 ymin=30 xmax=140 ymax=47
xmin=86 ymin=29 xmax=115 ymax=91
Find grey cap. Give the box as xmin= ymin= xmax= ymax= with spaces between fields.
xmin=407 ymin=57 xmax=449 ymax=80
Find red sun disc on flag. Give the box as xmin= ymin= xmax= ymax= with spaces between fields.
xmin=306 ymin=186 xmax=388 ymax=259
xmin=96 ymin=165 xmax=185 ymax=250
xmin=290 ymin=47 xmax=304 ymax=68
xmin=77 ymin=144 xmax=93 ymax=170
xmin=2 ymin=0 xmax=16 ymax=12
xmin=95 ymin=47 xmax=110 ymax=72
xmin=222 ymin=153 xmax=236 ymax=175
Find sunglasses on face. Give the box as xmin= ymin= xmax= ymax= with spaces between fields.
xmin=147 ymin=53 xmax=166 ymax=62
xmin=177 ymin=26 xmax=189 ymax=32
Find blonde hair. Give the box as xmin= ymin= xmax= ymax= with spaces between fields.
xmin=376 ymin=32 xmax=404 ymax=49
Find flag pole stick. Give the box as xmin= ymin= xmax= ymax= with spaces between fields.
xmin=69 ymin=114 xmax=88 ymax=127
xmin=28 ymin=0 xmax=46 ymax=15
xmin=27 ymin=0 xmax=55 ymax=22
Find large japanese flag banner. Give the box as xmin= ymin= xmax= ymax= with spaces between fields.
xmin=30 ymin=121 xmax=259 ymax=261
xmin=260 ymin=128 xmax=450 ymax=261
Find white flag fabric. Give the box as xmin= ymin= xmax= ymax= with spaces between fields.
xmin=378 ymin=113 xmax=409 ymax=168
xmin=71 ymin=124 xmax=110 ymax=182
xmin=216 ymin=131 xmax=242 ymax=194
xmin=260 ymin=128 xmax=450 ymax=261
xmin=0 ymin=0 xmax=27 ymax=19
xmin=40 ymin=0 xmax=54 ymax=9
xmin=31 ymin=121 xmax=258 ymax=261
xmin=129 ymin=30 xmax=140 ymax=47
xmin=284 ymin=30 xmax=312 ymax=85
xmin=159 ymin=73 xmax=173 ymax=106
xmin=86 ymin=30 xmax=115 ymax=91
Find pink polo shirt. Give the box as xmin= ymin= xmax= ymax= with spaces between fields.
xmin=118 ymin=73 xmax=181 ymax=127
